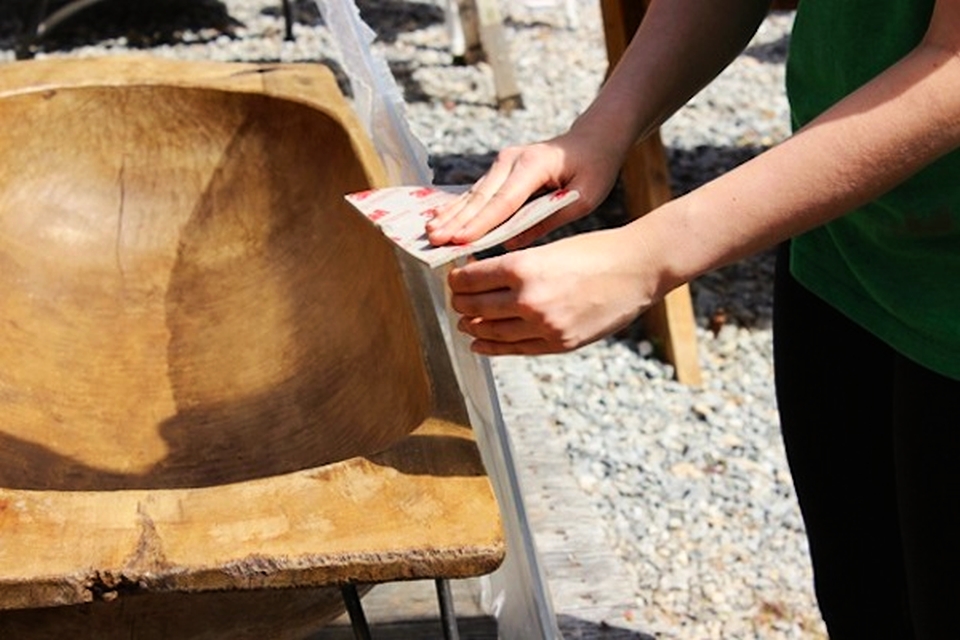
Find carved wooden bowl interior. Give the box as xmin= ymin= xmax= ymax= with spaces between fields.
xmin=0 ymin=58 xmax=503 ymax=639
xmin=0 ymin=75 xmax=430 ymax=492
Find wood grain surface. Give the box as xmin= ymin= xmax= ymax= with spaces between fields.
xmin=0 ymin=56 xmax=503 ymax=638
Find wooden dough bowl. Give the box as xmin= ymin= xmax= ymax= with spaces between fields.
xmin=0 ymin=57 xmax=503 ymax=639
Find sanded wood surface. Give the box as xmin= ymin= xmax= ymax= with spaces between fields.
xmin=0 ymin=58 xmax=425 ymax=491
xmin=0 ymin=56 xmax=503 ymax=638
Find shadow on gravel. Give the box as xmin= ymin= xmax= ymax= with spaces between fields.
xmin=503 ymin=16 xmax=569 ymax=31
xmin=0 ymin=0 xmax=356 ymax=100
xmin=0 ymin=0 xmax=241 ymax=55
xmin=387 ymin=58 xmax=502 ymax=108
xmin=261 ymin=0 xmax=324 ymax=29
xmin=744 ymin=33 xmax=790 ymax=64
xmin=744 ymin=9 xmax=793 ymax=64
xmin=385 ymin=57 xmax=431 ymax=103
xmin=356 ymin=0 xmax=445 ymax=44
xmin=559 ymin=615 xmax=657 ymax=640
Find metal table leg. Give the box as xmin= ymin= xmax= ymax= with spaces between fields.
xmin=435 ymin=579 xmax=462 ymax=640
xmin=341 ymin=584 xmax=372 ymax=640
xmin=339 ymin=580 xmax=463 ymax=640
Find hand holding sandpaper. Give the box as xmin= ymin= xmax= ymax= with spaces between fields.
xmin=345 ymin=186 xmax=580 ymax=268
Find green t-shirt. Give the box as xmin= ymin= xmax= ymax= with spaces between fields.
xmin=786 ymin=0 xmax=960 ymax=380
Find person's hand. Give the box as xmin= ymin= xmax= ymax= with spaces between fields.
xmin=448 ymin=227 xmax=659 ymax=355
xmin=426 ymin=129 xmax=623 ymax=249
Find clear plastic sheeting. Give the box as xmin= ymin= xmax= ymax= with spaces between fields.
xmin=313 ymin=0 xmax=430 ymax=187
xmin=312 ymin=1 xmax=562 ymax=638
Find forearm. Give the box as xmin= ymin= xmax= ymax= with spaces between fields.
xmin=426 ymin=0 xmax=772 ymax=246
xmin=572 ymin=0 xmax=771 ymax=161
xmin=631 ymin=31 xmax=960 ymax=296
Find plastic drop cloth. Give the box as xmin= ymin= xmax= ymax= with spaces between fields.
xmin=312 ymin=1 xmax=562 ymax=638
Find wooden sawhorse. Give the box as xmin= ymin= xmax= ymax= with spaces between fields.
xmin=600 ymin=0 xmax=703 ymax=385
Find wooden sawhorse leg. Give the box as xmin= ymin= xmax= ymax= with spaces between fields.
xmin=600 ymin=0 xmax=703 ymax=386
xmin=447 ymin=0 xmax=524 ymax=110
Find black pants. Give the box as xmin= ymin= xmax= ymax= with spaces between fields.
xmin=773 ymin=244 xmax=960 ymax=639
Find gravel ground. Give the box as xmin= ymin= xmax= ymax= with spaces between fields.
xmin=0 ymin=1 xmax=825 ymax=637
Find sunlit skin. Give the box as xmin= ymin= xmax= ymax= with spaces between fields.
xmin=425 ymin=0 xmax=960 ymax=356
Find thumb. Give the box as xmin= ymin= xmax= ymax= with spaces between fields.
xmin=448 ymin=255 xmax=517 ymax=294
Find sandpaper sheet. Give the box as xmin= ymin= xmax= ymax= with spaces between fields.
xmin=345 ymin=186 xmax=580 ymax=268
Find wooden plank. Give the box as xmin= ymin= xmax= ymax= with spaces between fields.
xmin=599 ymin=0 xmax=702 ymax=385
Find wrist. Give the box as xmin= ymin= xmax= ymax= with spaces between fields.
xmin=568 ymin=107 xmax=639 ymax=167
xmin=619 ymin=199 xmax=705 ymax=302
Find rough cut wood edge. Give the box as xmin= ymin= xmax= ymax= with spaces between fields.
xmin=0 ymin=418 xmax=505 ymax=611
